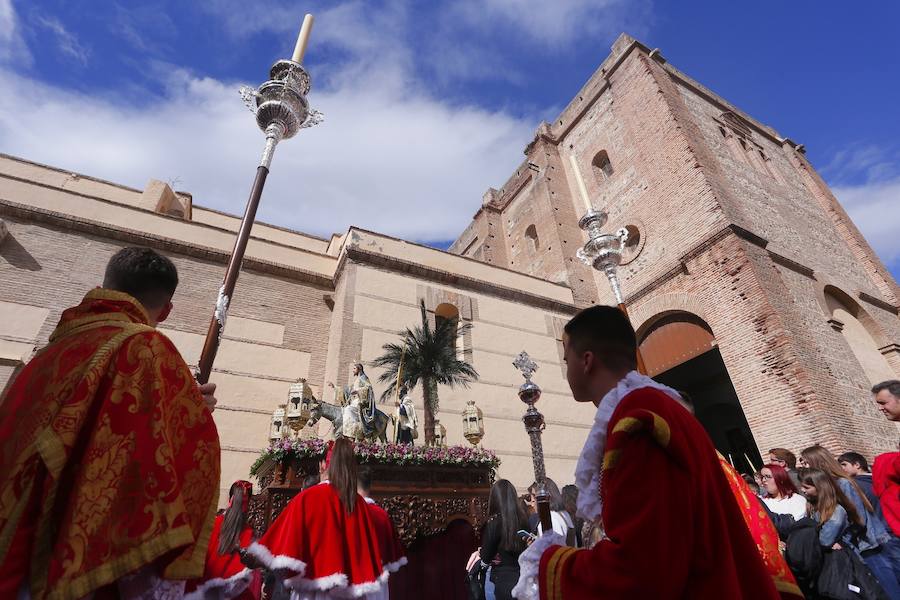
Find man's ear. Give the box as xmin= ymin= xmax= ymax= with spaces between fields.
xmin=583 ymin=350 xmax=594 ymax=375
xmin=156 ymin=301 xmax=173 ymax=323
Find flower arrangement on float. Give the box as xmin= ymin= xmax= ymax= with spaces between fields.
xmin=250 ymin=438 xmax=499 ymax=477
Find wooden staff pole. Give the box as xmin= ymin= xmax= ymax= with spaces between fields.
xmin=196 ymin=165 xmax=269 ymax=384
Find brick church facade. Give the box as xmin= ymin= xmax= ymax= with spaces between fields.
xmin=1 ymin=34 xmax=897 ymax=502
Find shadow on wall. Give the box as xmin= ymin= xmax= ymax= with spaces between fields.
xmin=0 ymin=234 xmax=41 ymax=272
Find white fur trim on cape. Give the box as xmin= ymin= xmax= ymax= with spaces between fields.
xmin=574 ymin=371 xmax=681 ymax=523
xmin=284 ymin=568 xmax=394 ymax=598
xmin=246 ymin=541 xmax=307 ymax=574
xmin=511 ymin=531 xmax=565 ymax=600
xmin=383 ymin=556 xmax=408 ymax=573
xmin=183 ymin=568 xmax=253 ymax=600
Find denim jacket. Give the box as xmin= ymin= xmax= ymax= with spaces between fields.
xmin=837 ymin=477 xmax=888 ymax=552
xmin=815 ymin=505 xmax=847 ymax=547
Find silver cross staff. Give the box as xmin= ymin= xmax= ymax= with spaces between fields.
xmin=513 ymin=351 xmax=553 ymax=534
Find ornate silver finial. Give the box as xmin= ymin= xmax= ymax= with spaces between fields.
xmin=577 ymin=209 xmax=629 ymax=304
xmin=513 ymin=351 xmax=538 ymax=382
xmin=514 ymin=351 xmax=542 ymax=406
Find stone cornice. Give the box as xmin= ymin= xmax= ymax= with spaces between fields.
xmin=336 ymin=245 xmax=578 ymax=316
xmin=626 ymin=224 xmax=761 ymax=304
xmin=859 ymin=291 xmax=899 ymax=315
xmin=0 ymin=199 xmax=334 ymax=289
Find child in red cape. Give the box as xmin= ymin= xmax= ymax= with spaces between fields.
xmin=186 ymin=480 xmax=261 ymax=600
xmin=246 ymin=438 xmax=399 ymax=599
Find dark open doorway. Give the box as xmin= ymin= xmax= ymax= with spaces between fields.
xmin=638 ymin=311 xmax=760 ymax=475
xmin=652 ymin=347 xmax=759 ymax=474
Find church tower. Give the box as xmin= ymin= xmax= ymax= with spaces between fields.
xmin=451 ymin=34 xmax=900 ymax=460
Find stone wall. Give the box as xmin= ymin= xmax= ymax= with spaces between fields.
xmin=0 ymin=214 xmax=334 ymax=504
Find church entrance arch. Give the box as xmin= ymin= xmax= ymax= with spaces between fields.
xmin=638 ymin=311 xmax=759 ymax=473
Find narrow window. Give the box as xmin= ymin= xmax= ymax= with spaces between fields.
xmin=524 ymin=225 xmax=539 ymax=254
xmin=592 ymin=150 xmax=614 ymax=181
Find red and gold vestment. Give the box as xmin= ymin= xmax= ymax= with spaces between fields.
xmin=0 ymin=289 xmax=221 ymax=599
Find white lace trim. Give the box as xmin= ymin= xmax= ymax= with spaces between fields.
xmin=511 ymin=531 xmax=565 ymax=600
xmin=573 ymin=371 xmax=681 ymax=523
xmin=183 ymin=568 xmax=253 ymax=600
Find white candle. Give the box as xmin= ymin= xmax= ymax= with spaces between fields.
xmin=569 ymin=154 xmax=593 ymax=212
xmin=291 ymin=14 xmax=315 ymax=64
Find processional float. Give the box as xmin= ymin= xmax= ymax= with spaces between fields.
xmin=196 ymin=14 xmax=322 ymax=384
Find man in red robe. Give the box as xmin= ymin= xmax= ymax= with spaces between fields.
xmin=0 ymin=247 xmax=221 ymax=599
xmin=513 ymin=306 xmax=779 ymax=600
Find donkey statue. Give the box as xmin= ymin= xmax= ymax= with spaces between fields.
xmin=306 ymin=399 xmax=391 ymax=443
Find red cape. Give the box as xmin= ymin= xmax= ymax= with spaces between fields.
xmin=364 ymin=498 xmax=407 ymax=572
xmin=185 ymin=515 xmax=261 ymax=600
xmin=248 ymin=483 xmax=391 ymax=596
xmin=538 ymin=387 xmax=780 ymax=600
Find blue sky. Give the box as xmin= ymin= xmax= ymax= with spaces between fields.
xmin=1 ymin=1 xmax=898 ymax=279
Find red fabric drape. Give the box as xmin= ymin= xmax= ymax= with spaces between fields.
xmin=389 ymin=520 xmax=476 ymax=600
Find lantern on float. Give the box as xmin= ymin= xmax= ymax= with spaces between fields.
xmin=462 ymin=398 xmax=484 ymax=447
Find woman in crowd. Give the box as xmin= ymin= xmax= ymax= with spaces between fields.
xmin=799 ymin=469 xmax=892 ymax=599
xmin=761 ymin=464 xmax=808 ymax=521
xmin=535 ymin=478 xmax=576 ymax=545
xmin=801 ymin=469 xmax=863 ymax=548
xmin=187 ymin=480 xmax=261 ymax=600
xmin=802 ymin=445 xmax=900 ymax=599
xmin=479 ymin=479 xmax=529 ymax=600
xmin=245 ymin=438 xmax=395 ymax=599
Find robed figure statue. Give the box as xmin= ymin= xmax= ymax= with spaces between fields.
xmin=394 ymin=385 xmax=418 ymax=444
xmin=337 ymin=363 xmax=376 ymax=441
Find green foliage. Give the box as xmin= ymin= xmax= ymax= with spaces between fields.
xmin=371 ymin=300 xmax=478 ymax=409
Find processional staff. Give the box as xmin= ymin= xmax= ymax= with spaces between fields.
xmin=570 ymin=155 xmax=648 ymax=374
xmin=513 ymin=351 xmax=553 ymax=534
xmin=196 ymin=14 xmax=322 ymax=383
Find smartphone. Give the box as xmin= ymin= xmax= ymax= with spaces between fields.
xmin=517 ymin=529 xmax=537 ymax=543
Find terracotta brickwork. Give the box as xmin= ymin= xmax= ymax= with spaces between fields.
xmin=454 ymin=34 xmax=900 ymax=457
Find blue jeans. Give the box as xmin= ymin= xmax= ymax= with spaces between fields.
xmin=484 ymin=566 xmax=496 ymax=600
xmin=862 ymin=542 xmax=900 ymax=600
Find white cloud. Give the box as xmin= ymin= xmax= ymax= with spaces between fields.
xmin=452 ymin=0 xmax=651 ymax=47
xmin=0 ymin=0 xmax=652 ymax=243
xmin=34 ymin=15 xmax=89 ymax=65
xmin=0 ymin=62 xmax=534 ymax=242
xmin=0 ymin=0 xmax=31 ymax=65
xmin=833 ymin=179 xmax=900 ymax=269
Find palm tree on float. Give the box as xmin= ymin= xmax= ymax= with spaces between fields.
xmin=371 ymin=300 xmax=478 ymax=445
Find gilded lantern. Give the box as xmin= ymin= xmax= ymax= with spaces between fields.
xmin=462 ymin=398 xmax=485 ymax=446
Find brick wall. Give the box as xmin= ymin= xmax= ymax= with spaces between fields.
xmin=452 ymin=36 xmax=900 ymax=459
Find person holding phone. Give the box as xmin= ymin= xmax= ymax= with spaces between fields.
xmin=479 ymin=479 xmax=529 ymax=600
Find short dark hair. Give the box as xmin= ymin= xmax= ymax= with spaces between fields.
xmin=103 ymin=247 xmax=178 ymax=309
xmin=563 ymin=305 xmax=637 ymax=373
xmin=767 ymin=448 xmax=797 ymax=470
xmin=358 ymin=465 xmax=373 ymax=493
xmin=837 ymin=451 xmax=870 ymax=472
xmin=872 ymin=380 xmax=900 ymax=397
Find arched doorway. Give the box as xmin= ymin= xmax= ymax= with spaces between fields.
xmin=639 ymin=312 xmax=759 ymax=473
